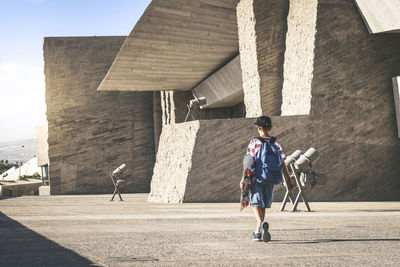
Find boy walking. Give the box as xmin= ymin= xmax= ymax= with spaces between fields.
xmin=240 ymin=116 xmax=294 ymax=242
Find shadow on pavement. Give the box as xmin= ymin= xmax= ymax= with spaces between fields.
xmin=273 ymin=238 xmax=400 ymax=245
xmin=0 ymin=212 xmax=95 ymax=267
xmin=0 ymin=196 xmax=20 ymax=201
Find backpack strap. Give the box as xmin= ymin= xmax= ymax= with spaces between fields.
xmin=270 ymin=137 xmax=276 ymax=145
xmin=255 ymin=137 xmax=266 ymax=143
xmin=255 ymin=136 xmax=276 ymax=145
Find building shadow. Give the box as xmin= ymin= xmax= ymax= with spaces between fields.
xmin=272 ymin=238 xmax=400 ymax=245
xmin=0 ymin=212 xmax=95 ymax=266
xmin=0 ymin=196 xmax=20 ymax=201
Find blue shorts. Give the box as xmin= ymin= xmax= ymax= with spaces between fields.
xmin=250 ymin=182 xmax=274 ymax=208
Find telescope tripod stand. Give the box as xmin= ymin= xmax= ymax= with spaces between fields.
xmin=280 ymin=164 xmax=311 ymax=212
xmin=110 ymin=172 xmax=126 ymax=201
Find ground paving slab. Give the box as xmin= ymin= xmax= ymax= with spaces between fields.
xmin=0 ymin=194 xmax=399 ymax=266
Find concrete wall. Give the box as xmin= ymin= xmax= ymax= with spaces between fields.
xmin=149 ymin=117 xmax=313 ymax=203
xmin=150 ymin=112 xmax=400 ymax=203
xmin=44 ymin=36 xmax=156 ymax=195
xmin=35 ymin=125 xmax=49 ymax=167
xmin=237 ymin=0 xmax=289 ymax=117
xmin=307 ymin=0 xmax=400 ymax=200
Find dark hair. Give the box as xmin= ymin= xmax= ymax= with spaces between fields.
xmin=255 ymin=116 xmax=272 ymax=131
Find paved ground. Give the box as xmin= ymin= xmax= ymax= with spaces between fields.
xmin=0 ymin=194 xmax=400 ymax=266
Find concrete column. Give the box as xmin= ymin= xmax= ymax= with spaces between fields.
xmin=281 ymin=0 xmax=318 ymax=115
xmin=237 ymin=0 xmax=289 ymax=117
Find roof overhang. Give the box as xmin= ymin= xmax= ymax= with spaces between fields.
xmin=98 ymin=0 xmax=239 ymax=92
xmin=355 ymin=0 xmax=400 ymax=34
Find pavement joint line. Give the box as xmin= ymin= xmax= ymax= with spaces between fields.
xmin=2 ymin=211 xmax=400 ymax=221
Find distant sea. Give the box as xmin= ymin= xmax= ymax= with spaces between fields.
xmin=0 ymin=139 xmax=36 ymax=164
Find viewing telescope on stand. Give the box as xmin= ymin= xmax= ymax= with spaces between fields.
xmin=184 ymin=96 xmax=207 ymax=122
xmin=280 ymin=148 xmax=327 ymax=212
xmin=110 ymin=164 xmax=128 ymax=201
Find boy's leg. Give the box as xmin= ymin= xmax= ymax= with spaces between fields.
xmin=250 ymin=183 xmax=265 ymax=240
xmin=260 ymin=208 xmax=266 ymax=221
xmin=253 ymin=207 xmax=264 ymax=232
xmin=261 ymin=184 xmax=274 ymax=242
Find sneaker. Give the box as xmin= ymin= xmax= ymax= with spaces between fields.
xmin=261 ymin=222 xmax=271 ymax=242
xmin=252 ymin=232 xmax=262 ymax=241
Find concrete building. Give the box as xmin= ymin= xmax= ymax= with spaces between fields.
xmin=43 ymin=36 xmax=159 ymax=195
xmin=44 ymin=0 xmax=400 ymax=201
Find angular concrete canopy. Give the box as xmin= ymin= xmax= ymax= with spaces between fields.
xmin=355 ymin=0 xmax=400 ymax=33
xmin=191 ymin=55 xmax=243 ymax=108
xmin=98 ymin=0 xmax=239 ymax=92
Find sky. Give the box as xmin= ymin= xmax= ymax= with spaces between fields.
xmin=0 ymin=0 xmax=151 ymax=142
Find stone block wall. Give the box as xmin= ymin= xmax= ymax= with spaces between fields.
xmin=44 ymin=36 xmax=156 ymax=195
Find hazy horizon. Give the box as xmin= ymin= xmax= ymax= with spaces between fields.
xmin=0 ymin=0 xmax=151 ymax=142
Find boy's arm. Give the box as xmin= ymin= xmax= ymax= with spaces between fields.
xmin=282 ymin=160 xmax=295 ymax=191
xmin=240 ymin=139 xmax=257 ymax=189
xmin=239 ymin=178 xmax=244 ymax=190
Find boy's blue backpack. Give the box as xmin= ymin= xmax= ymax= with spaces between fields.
xmin=255 ymin=137 xmax=283 ymax=184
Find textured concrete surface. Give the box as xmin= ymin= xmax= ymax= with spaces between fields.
xmin=1 ymin=195 xmax=400 ymax=266
xmin=237 ymin=0 xmax=289 ymax=117
xmin=281 ymin=0 xmax=317 ymax=115
xmin=308 ymin=0 xmax=400 ymax=200
xmin=191 ymin=55 xmax=244 ymax=109
xmin=355 ymin=0 xmax=400 ymax=33
xmin=35 ymin=125 xmax=49 ymax=167
xmin=44 ymin=37 xmax=156 ymax=195
xmin=236 ymin=0 xmax=263 ymax=117
xmin=149 ymin=121 xmax=200 ymax=203
xmin=98 ymin=0 xmax=239 ymax=92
